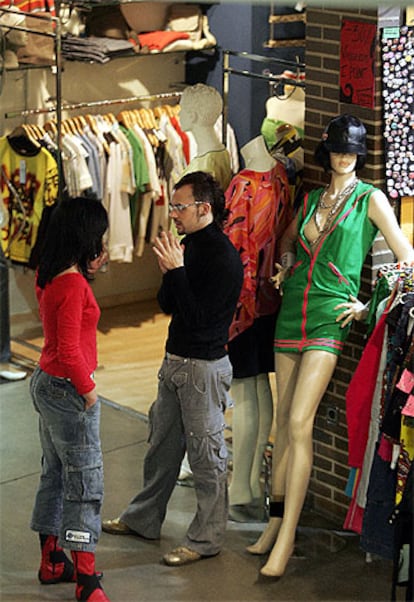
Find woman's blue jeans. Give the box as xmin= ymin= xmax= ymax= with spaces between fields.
xmin=30 ymin=367 xmax=103 ymax=552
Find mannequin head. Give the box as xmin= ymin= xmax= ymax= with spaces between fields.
xmin=314 ymin=114 xmax=367 ymax=172
xmin=0 ymin=7 xmax=28 ymax=68
xmin=179 ymin=83 xmax=223 ymax=132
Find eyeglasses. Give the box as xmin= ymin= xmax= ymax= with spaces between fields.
xmin=168 ymin=201 xmax=206 ymax=213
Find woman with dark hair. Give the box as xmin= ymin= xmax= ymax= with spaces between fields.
xmin=247 ymin=114 xmax=414 ymax=578
xmin=30 ymin=197 xmax=111 ymax=601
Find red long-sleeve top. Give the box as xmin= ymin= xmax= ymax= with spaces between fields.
xmin=37 ymin=272 xmax=100 ymax=395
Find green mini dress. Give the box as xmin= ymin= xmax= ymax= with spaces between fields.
xmin=274 ymin=181 xmax=378 ymax=356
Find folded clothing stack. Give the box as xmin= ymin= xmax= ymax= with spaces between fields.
xmin=61 ymin=34 xmax=136 ymax=63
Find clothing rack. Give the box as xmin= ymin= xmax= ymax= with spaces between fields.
xmin=4 ymin=90 xmax=183 ymax=118
xmin=221 ymin=49 xmax=305 ymax=145
xmin=1 ymin=6 xmax=63 ymax=184
xmin=0 ymin=6 xmax=62 ymax=365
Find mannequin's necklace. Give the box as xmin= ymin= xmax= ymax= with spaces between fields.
xmin=314 ymin=178 xmax=359 ymax=233
xmin=318 ymin=178 xmax=359 ymax=209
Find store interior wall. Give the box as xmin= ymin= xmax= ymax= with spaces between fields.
xmin=5 ymin=53 xmax=185 ymax=318
xmin=6 ymin=3 xmax=306 ymax=321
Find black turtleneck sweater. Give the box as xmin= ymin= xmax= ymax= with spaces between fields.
xmin=157 ymin=222 xmax=243 ymax=360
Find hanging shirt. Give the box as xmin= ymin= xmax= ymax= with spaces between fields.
xmin=0 ymin=135 xmax=58 ymax=264
xmin=103 ymin=140 xmax=134 ymax=263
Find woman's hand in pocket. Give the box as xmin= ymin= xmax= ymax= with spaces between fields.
xmin=83 ymin=387 xmax=98 ymax=410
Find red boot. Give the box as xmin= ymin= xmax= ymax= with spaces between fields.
xmin=71 ymin=551 xmax=110 ymax=602
xmin=38 ymin=534 xmax=75 ymax=584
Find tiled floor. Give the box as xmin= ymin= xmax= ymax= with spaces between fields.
xmin=0 ymin=377 xmax=402 ymax=602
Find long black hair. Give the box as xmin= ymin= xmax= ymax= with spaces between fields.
xmin=174 ymin=171 xmax=229 ymax=229
xmin=36 ymin=197 xmax=108 ymax=289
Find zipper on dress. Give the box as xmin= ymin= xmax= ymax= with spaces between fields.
xmin=328 ymin=261 xmax=350 ymax=285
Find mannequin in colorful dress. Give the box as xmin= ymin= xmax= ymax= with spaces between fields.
xmin=247 ymin=114 xmax=414 ymax=577
xmin=179 ymin=83 xmax=232 ymax=191
xmin=224 ymin=135 xmax=292 ymax=520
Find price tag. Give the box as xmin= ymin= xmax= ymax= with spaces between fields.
xmin=20 ymin=160 xmax=26 ymax=185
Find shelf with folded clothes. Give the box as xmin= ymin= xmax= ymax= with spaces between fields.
xmin=2 ymin=40 xmax=216 ymax=70
xmin=59 ymin=1 xmax=217 ymax=57
xmin=60 ymin=33 xmax=216 ymax=64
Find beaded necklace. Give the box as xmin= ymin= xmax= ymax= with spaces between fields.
xmin=309 ymin=178 xmax=359 ymax=248
xmin=314 ymin=178 xmax=359 ymax=234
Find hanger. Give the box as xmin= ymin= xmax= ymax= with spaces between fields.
xmin=7 ymin=125 xmax=41 ymax=156
xmin=44 ymin=119 xmax=58 ymax=138
xmin=139 ymin=108 xmax=159 ymax=148
xmin=74 ymin=115 xmax=88 ymax=132
xmin=84 ymin=114 xmax=110 ymax=155
xmin=104 ymin=112 xmax=117 ymax=125
xmin=117 ymin=110 xmax=134 ymax=129
xmin=166 ymin=103 xmax=179 ymax=118
xmin=30 ymin=123 xmax=46 ymax=140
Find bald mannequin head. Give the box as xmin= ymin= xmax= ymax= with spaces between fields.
xmin=179 ymin=83 xmax=223 ymax=131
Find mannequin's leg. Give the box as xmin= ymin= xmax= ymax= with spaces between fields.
xmin=260 ymin=350 xmax=338 ymax=577
xmin=228 ymin=377 xmax=259 ymax=505
xmin=249 ymin=373 xmax=273 ymax=502
xmin=247 ymin=352 xmax=299 ymax=554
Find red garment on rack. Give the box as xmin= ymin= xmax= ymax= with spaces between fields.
xmin=346 ymin=309 xmax=388 ymax=468
xmin=170 ymin=116 xmax=190 ymax=165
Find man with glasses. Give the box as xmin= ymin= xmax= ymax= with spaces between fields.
xmin=103 ymin=171 xmax=243 ymax=567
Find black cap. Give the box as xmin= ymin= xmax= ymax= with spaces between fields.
xmin=322 ymin=114 xmax=367 ymax=155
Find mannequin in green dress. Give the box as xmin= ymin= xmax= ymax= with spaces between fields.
xmin=248 ymin=115 xmax=414 ymax=579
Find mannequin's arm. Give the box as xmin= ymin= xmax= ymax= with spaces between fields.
xmin=270 ymin=215 xmax=298 ymax=292
xmin=335 ymin=189 xmax=414 ymax=328
xmin=368 ymin=189 xmax=414 ymax=263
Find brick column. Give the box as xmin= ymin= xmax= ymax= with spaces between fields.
xmin=303 ymin=8 xmax=394 ymax=521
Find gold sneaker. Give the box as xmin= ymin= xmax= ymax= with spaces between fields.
xmin=163 ymin=546 xmax=202 ymax=566
xmin=102 ymin=517 xmax=135 ymax=535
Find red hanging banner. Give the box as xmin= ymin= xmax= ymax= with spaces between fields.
xmin=340 ymin=20 xmax=377 ymax=109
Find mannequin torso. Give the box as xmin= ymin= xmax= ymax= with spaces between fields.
xmin=179 ymin=83 xmax=231 ymax=190
xmin=241 ymin=135 xmax=277 ymax=172
xmin=265 ymin=85 xmax=305 ymax=134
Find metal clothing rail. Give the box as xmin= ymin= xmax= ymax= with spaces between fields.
xmin=4 ymin=90 xmax=183 ymax=118
xmin=1 ymin=5 xmax=63 ymax=189
xmin=0 ymin=6 xmax=62 ymax=366
xmin=221 ymin=49 xmax=305 ymax=145
xmin=0 ymin=8 xmax=63 ymax=123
